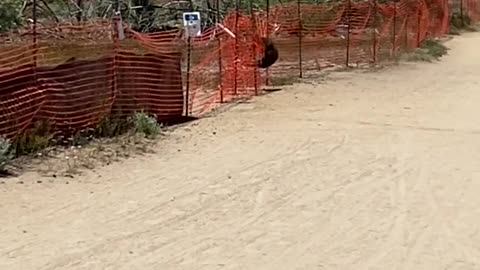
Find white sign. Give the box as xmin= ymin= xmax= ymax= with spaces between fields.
xmin=182 ymin=12 xmax=201 ymax=38
xmin=117 ymin=16 xmax=125 ymax=41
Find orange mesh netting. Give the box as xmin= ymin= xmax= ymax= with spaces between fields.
xmin=0 ymin=20 xmax=184 ymax=138
xmin=1 ymin=0 xmax=478 ymax=140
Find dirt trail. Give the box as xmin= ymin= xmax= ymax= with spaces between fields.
xmin=2 ymin=33 xmax=480 ymax=270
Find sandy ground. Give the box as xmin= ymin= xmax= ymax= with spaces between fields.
xmin=2 ymin=33 xmax=480 ymax=270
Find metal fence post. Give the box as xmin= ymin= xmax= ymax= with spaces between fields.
xmin=250 ymin=0 xmax=259 ymax=95
xmin=185 ymin=37 xmax=192 ymax=116
xmin=297 ymin=0 xmax=303 ymax=78
xmin=216 ymin=0 xmax=224 ymax=103
xmin=404 ymin=17 xmax=409 ymax=50
xmin=346 ymin=0 xmax=352 ymax=68
xmin=460 ymin=0 xmax=465 ymax=27
xmin=234 ymin=0 xmax=240 ymax=95
xmin=372 ymin=0 xmax=378 ymax=63
xmin=416 ymin=7 xmax=421 ymax=47
xmin=392 ymin=0 xmax=397 ymax=57
xmin=266 ymin=0 xmax=270 ymax=86
xmin=32 ymin=0 xmax=38 ymax=71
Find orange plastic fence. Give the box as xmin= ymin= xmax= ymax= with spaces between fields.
xmin=0 ymin=0 xmax=478 ymax=140
xmin=0 ymin=21 xmax=184 ymax=138
xmin=188 ymin=0 xmax=454 ymax=117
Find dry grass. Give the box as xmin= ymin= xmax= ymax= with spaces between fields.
xmin=11 ymin=131 xmax=160 ymax=178
xmin=4 ymin=112 xmax=163 ymax=179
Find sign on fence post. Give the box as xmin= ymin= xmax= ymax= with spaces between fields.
xmin=182 ymin=12 xmax=201 ymax=116
xmin=116 ymin=11 xmax=125 ymax=41
xmin=183 ymin=12 xmax=202 ymax=38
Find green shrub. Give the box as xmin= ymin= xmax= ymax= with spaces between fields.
xmin=401 ymin=38 xmax=449 ymax=62
xmin=450 ymin=12 xmax=472 ymax=30
xmin=12 ymin=121 xmax=53 ymax=156
xmin=94 ymin=112 xmax=162 ymax=139
xmin=450 ymin=13 xmax=476 ymax=33
xmin=95 ymin=116 xmax=133 ymax=138
xmin=449 ymin=24 xmax=461 ymax=35
xmin=0 ymin=0 xmax=23 ymax=33
xmin=420 ymin=39 xmax=449 ymax=59
xmin=0 ymin=136 xmax=13 ymax=172
xmin=133 ymin=112 xmax=162 ymax=138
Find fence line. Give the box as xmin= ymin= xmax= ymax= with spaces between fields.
xmin=0 ymin=0 xmax=477 ymax=141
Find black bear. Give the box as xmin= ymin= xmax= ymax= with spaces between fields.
xmin=257 ymin=37 xmax=279 ymax=68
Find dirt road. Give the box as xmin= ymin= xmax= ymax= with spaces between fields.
xmin=2 ymin=33 xmax=480 ymax=270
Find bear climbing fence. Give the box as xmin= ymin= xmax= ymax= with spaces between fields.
xmin=0 ymin=0 xmax=478 ymax=141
